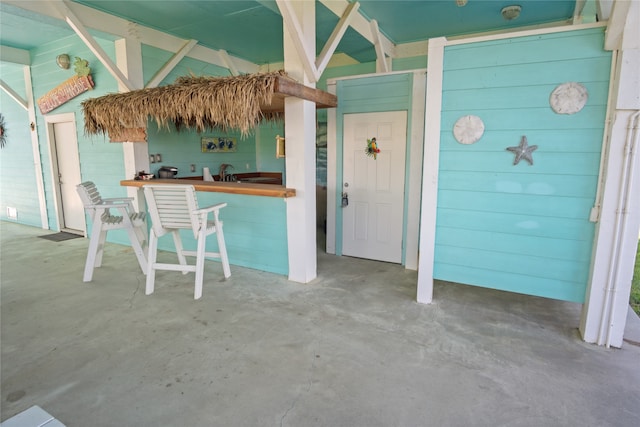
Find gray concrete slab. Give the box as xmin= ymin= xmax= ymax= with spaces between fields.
xmin=1 ymin=221 xmax=639 ymax=427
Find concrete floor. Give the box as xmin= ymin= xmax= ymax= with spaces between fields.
xmin=1 ymin=221 xmax=639 ymax=427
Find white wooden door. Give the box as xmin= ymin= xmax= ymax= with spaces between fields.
xmin=342 ymin=111 xmax=407 ymax=263
xmin=52 ymin=120 xmax=84 ymax=232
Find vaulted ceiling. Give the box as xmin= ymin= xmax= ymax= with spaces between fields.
xmin=1 ymin=1 xmax=592 ymax=67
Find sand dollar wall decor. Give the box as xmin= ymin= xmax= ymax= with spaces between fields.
xmin=453 ymin=115 xmax=484 ymax=145
xmin=549 ymin=82 xmax=588 ymax=114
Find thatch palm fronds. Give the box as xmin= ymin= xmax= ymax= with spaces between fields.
xmin=82 ymin=71 xmax=287 ymax=138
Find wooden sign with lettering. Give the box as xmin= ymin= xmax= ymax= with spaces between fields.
xmin=37 ymin=74 xmax=94 ymax=114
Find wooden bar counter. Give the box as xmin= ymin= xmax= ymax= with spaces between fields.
xmin=120 ymin=178 xmax=295 ymax=198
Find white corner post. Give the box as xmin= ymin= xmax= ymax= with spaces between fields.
xmin=282 ymin=0 xmax=317 ymax=283
xmin=115 ymin=38 xmax=150 ymax=208
xmin=416 ymin=37 xmax=447 ymax=304
xmin=580 ymin=0 xmax=640 ymax=347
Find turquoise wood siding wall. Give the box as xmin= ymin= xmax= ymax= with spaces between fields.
xmin=435 ymin=28 xmax=611 ymax=303
xmin=0 ymin=63 xmax=41 ymax=227
xmin=155 ymin=192 xmax=289 ymax=275
xmin=334 ymin=73 xmax=414 ymax=258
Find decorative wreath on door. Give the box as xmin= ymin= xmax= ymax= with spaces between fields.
xmin=365 ymin=137 xmax=380 ymax=159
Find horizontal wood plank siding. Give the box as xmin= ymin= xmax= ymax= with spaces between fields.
xmin=435 ymin=28 xmax=611 ymax=303
xmin=155 ymin=192 xmax=289 ymax=275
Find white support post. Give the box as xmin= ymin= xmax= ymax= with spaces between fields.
xmin=277 ymin=0 xmax=320 ymax=82
xmin=283 ymin=0 xmax=317 ymax=283
xmin=218 ymin=50 xmax=239 ymax=76
xmin=416 ymin=37 xmax=447 ymax=304
xmin=319 ymin=0 xmax=396 ymax=59
xmin=370 ymin=19 xmax=389 ymax=73
xmin=24 ymin=66 xmax=49 ymax=230
xmin=115 ymin=38 xmax=149 ymax=213
xmin=326 ymin=82 xmax=337 ymax=255
xmin=316 ymin=1 xmax=360 ymax=75
xmin=581 ymin=0 xmax=640 ymax=347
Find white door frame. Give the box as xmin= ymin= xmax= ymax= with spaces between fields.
xmin=342 ymin=110 xmax=407 ymax=263
xmin=326 ymin=70 xmax=426 ymax=270
xmin=44 ymin=112 xmax=86 ymax=234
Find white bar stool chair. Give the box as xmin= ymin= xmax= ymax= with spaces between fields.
xmin=76 ymin=181 xmax=147 ymax=282
xmin=143 ymin=184 xmax=230 ymax=299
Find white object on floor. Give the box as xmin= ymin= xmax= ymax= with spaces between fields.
xmin=143 ymin=184 xmax=230 ymax=299
xmin=76 ymin=181 xmax=148 ymax=281
xmin=0 ymin=405 xmax=66 ymax=427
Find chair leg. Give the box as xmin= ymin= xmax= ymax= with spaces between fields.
xmin=126 ymin=226 xmax=148 ymax=274
xmin=216 ymin=224 xmax=231 ymax=278
xmin=145 ymin=231 xmax=159 ymax=295
xmin=194 ymin=229 xmax=207 ymax=300
xmin=83 ymin=223 xmax=105 ymax=282
xmin=94 ymin=230 xmax=108 ymax=268
xmin=172 ymin=230 xmax=189 ymax=275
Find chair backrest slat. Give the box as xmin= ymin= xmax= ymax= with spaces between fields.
xmin=77 ymin=181 xmax=107 ymax=221
xmin=144 ymin=184 xmax=201 ymax=237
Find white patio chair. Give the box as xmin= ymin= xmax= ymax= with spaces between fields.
xmin=143 ymin=184 xmax=230 ymax=299
xmin=76 ymin=181 xmax=147 ymax=282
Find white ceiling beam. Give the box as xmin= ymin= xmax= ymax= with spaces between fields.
xmin=218 ymin=50 xmax=239 ymax=76
xmin=52 ymin=0 xmax=135 ymax=91
xmin=604 ymin=0 xmax=633 ymax=50
xmin=320 ymin=0 xmax=396 ymax=58
xmin=0 ymin=45 xmax=31 ymax=65
xmin=316 ymin=1 xmax=360 ymax=76
xmin=0 ymin=79 xmax=28 ymax=110
xmin=276 ymin=0 xmax=321 ymax=82
xmin=370 ymin=19 xmax=389 ymax=73
xmin=3 ymin=0 xmax=258 ymax=74
xmin=597 ymin=0 xmax=615 ymax=20
xmin=573 ymin=0 xmax=588 ymax=24
xmin=146 ymin=39 xmax=198 ymax=88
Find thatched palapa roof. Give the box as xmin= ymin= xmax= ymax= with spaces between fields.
xmin=81 ymin=70 xmax=337 ymax=140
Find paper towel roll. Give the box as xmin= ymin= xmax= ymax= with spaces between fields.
xmin=203 ymin=167 xmax=213 ymax=181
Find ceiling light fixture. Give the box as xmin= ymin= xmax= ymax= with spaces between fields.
xmin=501 ymin=5 xmax=522 ymax=20
xmin=456 ymin=0 xmax=468 ymax=6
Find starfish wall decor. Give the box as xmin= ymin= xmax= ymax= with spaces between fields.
xmin=506 ymin=136 xmax=538 ymax=165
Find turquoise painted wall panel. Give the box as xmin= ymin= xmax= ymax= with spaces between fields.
xmin=154 ymin=192 xmax=288 ymax=275
xmin=440 ymin=129 xmax=604 ymax=153
xmin=443 ymin=29 xmax=611 ymax=70
xmin=256 ymin=122 xmax=286 ymax=176
xmin=436 ymin=208 xmax=595 ymax=241
xmin=440 ymin=151 xmax=601 ymax=175
xmin=442 ymin=81 xmax=609 ymax=111
xmin=393 ymin=56 xmax=427 ymax=71
xmin=0 ymin=63 xmax=42 ymax=227
xmin=438 ymin=191 xmax=594 ymax=219
xmin=435 ymin=227 xmax=593 ymax=262
xmin=434 ymin=264 xmax=587 ymax=303
xmin=438 ymin=171 xmax=598 ymax=198
xmin=443 ymin=56 xmax=611 ymax=91
xmin=435 ymin=28 xmax=611 ymax=302
xmin=337 ymin=74 xmax=412 ymax=114
xmin=435 ymin=245 xmax=590 ymax=284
